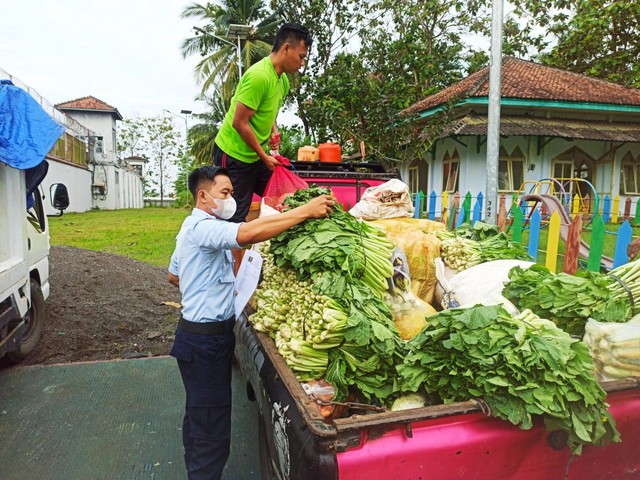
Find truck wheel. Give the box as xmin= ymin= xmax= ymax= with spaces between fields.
xmin=8 ymin=279 xmax=45 ymax=363
xmin=258 ymin=414 xmax=277 ymax=480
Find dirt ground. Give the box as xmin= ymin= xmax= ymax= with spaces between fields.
xmin=21 ymin=245 xmax=182 ymax=366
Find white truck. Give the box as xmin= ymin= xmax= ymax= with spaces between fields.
xmin=0 ymin=80 xmax=68 ymax=362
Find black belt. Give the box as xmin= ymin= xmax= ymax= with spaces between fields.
xmin=178 ymin=316 xmax=236 ymax=335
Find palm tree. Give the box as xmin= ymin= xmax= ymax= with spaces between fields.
xmin=180 ymin=1 xmax=282 ymax=99
xmin=187 ymin=89 xmax=230 ymax=166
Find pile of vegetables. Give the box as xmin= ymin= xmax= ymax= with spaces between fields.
xmin=249 ymin=187 xmax=405 ymax=402
xmin=397 ymin=304 xmax=620 ymax=454
xmin=584 ymin=315 xmax=640 ymax=380
xmin=250 ymin=247 xmax=348 ymax=378
xmin=503 ymin=261 xmax=640 ymax=336
xmin=270 ymin=186 xmax=395 ymax=294
xmin=438 ymin=222 xmax=531 ymax=271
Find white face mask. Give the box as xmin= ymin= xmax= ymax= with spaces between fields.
xmin=204 ymin=192 xmax=237 ymax=220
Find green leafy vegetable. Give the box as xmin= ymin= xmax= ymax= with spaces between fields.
xmin=503 ymin=262 xmax=640 ymax=336
xmin=250 ymin=187 xmax=405 ymax=402
xmin=397 ymin=305 xmax=620 ymax=454
xmin=438 ymin=223 xmax=531 ymax=271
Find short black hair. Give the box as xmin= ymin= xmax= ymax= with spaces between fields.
xmin=188 ymin=166 xmax=229 ymax=200
xmin=272 ymin=23 xmax=312 ymax=52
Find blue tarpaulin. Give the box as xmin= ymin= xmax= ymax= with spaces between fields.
xmin=0 ymin=80 xmax=65 ymax=170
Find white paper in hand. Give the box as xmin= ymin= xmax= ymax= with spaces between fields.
xmin=234 ymin=249 xmax=263 ymax=318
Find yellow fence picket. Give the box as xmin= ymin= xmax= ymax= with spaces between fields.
xmin=442 ymin=191 xmax=449 ymax=225
xmin=546 ymin=210 xmax=561 ymax=272
xmin=572 ymin=194 xmax=580 ymax=219
xmin=612 ymin=196 xmax=620 ymax=224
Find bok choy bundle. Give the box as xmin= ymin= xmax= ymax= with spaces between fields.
xmin=249 ymin=187 xmax=405 ymax=402
xmin=397 ymin=304 xmax=620 ymax=454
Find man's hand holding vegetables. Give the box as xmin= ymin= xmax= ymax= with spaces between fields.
xmin=212 ymin=23 xmax=311 ymax=224
xmin=166 ymin=166 xmax=332 ymax=480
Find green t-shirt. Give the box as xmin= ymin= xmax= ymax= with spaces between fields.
xmin=215 ymin=56 xmax=289 ymax=163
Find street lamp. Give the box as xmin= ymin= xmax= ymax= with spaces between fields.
xmin=193 ymin=24 xmax=252 ymax=78
xmin=163 ymin=109 xmax=192 ymax=206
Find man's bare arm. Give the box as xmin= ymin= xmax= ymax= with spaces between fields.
xmin=232 ymin=102 xmax=280 ymax=171
xmin=168 ymin=272 xmax=180 ymax=287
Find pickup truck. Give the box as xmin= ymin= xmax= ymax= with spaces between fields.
xmin=234 ymin=162 xmax=640 ymax=480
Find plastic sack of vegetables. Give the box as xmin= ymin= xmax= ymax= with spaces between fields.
xmin=435 ymin=258 xmax=535 ymax=314
xmin=384 ymin=248 xmax=437 ymax=340
xmin=262 ymin=155 xmax=308 ymax=209
xmin=584 ymin=314 xmax=640 ymax=381
xmin=349 ymin=179 xmax=413 ymax=220
xmin=369 ymin=218 xmax=444 ymax=304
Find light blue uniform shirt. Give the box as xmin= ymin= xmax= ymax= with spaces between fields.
xmin=169 ymin=208 xmax=242 ymax=323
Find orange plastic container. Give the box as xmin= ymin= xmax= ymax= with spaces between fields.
xmin=318 ymin=142 xmax=342 ymax=163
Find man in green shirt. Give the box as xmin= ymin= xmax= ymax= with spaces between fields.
xmin=213 ymin=23 xmax=312 ymax=223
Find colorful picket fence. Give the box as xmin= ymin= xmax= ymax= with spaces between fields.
xmin=412 ymin=190 xmax=639 ymax=271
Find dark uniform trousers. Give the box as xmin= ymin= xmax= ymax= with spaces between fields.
xmin=212 ymin=143 xmax=272 ymax=224
xmin=170 ymin=318 xmax=236 ymax=480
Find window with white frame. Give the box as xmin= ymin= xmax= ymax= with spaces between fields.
xmin=498 ymin=147 xmax=525 ymax=192
xmin=442 ymin=151 xmax=460 ymax=192
xmin=621 ymin=152 xmax=640 ymax=195
xmin=408 ymin=162 xmax=419 ymax=194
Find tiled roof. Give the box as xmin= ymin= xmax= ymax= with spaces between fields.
xmin=404 ymin=57 xmax=640 ymax=115
xmin=56 ymin=96 xmax=123 ymax=120
xmin=434 ymin=113 xmax=640 ymax=142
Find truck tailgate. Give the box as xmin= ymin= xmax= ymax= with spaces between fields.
xmin=335 ymin=382 xmax=640 ymax=479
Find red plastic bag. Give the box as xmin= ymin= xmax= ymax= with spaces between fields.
xmin=263 ymin=156 xmax=308 ymax=208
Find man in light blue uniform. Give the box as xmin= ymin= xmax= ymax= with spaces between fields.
xmin=168 ymin=166 xmax=333 ymax=480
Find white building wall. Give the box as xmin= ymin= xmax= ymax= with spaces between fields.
xmin=65 ymin=112 xmax=117 ymax=163
xmin=422 ymin=135 xmax=640 ymax=219
xmin=43 ymin=158 xmax=92 ymax=214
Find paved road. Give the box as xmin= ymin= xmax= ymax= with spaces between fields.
xmin=0 ymin=357 xmax=260 ymax=479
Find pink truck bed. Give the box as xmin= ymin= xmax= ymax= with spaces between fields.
xmin=337 ymin=384 xmax=640 ymax=479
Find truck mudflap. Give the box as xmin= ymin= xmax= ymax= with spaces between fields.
xmin=335 ymin=381 xmax=640 ymax=480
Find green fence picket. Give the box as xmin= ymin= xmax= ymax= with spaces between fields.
xmin=587 ymin=214 xmax=605 ymax=272
xmin=511 ymin=206 xmax=523 ymax=243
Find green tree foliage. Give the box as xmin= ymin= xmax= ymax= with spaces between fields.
xmin=181 ymin=0 xmax=639 ymax=171
xmin=117 ymin=117 xmax=180 ymax=206
xmin=180 ymin=1 xmax=282 ymax=99
xmin=299 ymin=0 xmax=494 ymax=166
xmin=539 ymin=0 xmax=640 ymax=87
xmin=277 ymin=124 xmax=312 ymax=160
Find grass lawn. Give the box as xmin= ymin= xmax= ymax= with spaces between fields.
xmin=516 ymin=221 xmax=640 ymax=272
xmin=49 ymin=207 xmax=190 ymax=267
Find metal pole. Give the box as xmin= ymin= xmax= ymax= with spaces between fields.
xmin=484 ymin=0 xmax=504 ymax=225
xmin=183 ymin=114 xmax=190 ymax=206
xmin=237 ymin=34 xmax=242 ymax=79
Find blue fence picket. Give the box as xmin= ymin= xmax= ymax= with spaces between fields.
xmin=603 ymin=195 xmax=611 ymax=224
xmin=612 ymin=220 xmax=633 ymax=269
xmin=456 ymin=207 xmax=466 ymax=227
xmin=528 ymin=209 xmax=541 ymax=260
xmin=428 ymin=191 xmax=436 ymax=220
xmin=476 ymin=192 xmax=484 ymax=215
xmin=472 ymin=201 xmax=482 ymax=225
xmin=413 ymin=192 xmax=421 ymax=219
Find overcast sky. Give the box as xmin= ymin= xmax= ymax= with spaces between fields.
xmin=0 ymin=1 xmax=220 ymax=126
